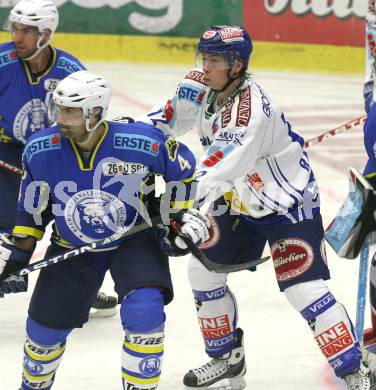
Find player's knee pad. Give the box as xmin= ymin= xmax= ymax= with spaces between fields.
xmin=121 ymin=288 xmax=164 ymax=390
xmin=120 ymin=287 xmax=165 ymax=333
xmin=285 ymin=279 xmax=361 ymax=377
xmin=23 ymin=316 xmax=69 ymax=389
xmin=188 ymin=256 xmax=237 ymax=357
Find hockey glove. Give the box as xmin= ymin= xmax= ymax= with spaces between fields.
xmin=0 ymin=234 xmax=32 ymax=294
xmin=151 ymin=209 xmax=211 ymax=257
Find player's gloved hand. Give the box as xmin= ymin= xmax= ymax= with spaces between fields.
xmin=0 ymin=234 xmax=32 ymax=294
xmin=151 ymin=209 xmax=211 ymax=257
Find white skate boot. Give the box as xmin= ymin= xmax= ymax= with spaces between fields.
xmin=183 ymin=328 xmax=246 ymax=390
xmin=342 ymin=362 xmax=371 ymax=390
xmin=89 ymin=291 xmax=117 ymax=318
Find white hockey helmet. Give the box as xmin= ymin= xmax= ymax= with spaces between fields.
xmin=5 ymin=0 xmax=59 ymax=60
xmin=52 ymin=71 xmax=112 ymax=132
xmin=8 ymin=0 xmax=59 ymax=33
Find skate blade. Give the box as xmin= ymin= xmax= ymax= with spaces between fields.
xmin=184 ymin=376 xmax=246 ymax=390
xmin=89 ymin=307 xmax=117 ymax=318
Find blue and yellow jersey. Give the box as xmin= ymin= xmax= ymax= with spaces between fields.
xmin=0 ymin=42 xmax=85 ymax=145
xmin=14 ymin=120 xmax=196 ymax=246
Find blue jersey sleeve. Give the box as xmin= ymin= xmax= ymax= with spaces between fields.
xmin=13 ymin=155 xmax=50 ymax=240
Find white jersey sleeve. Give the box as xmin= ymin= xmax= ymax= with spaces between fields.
xmin=136 ymin=69 xmax=209 ymax=137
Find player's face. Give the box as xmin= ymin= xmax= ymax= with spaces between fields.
xmin=56 ymin=106 xmax=89 ymax=142
xmin=201 ymin=53 xmax=232 ymax=89
xmin=10 ymin=22 xmax=40 ymax=59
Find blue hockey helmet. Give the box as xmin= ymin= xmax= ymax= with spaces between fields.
xmin=196 ymin=26 xmax=253 ymax=71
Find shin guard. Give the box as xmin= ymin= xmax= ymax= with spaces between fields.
xmin=121 ymin=288 xmax=165 ymax=390
xmin=285 ymin=279 xmax=362 ymax=377
xmin=188 ymin=255 xmax=238 ymax=357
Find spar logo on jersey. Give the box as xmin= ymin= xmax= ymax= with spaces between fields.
xmin=0 ymin=49 xmax=18 ymax=68
xmin=64 ymin=190 xmax=127 ymax=243
xmin=139 ymin=355 xmax=161 ymax=378
xmin=24 ymin=134 xmax=61 ymax=162
xmin=114 ymin=133 xmax=160 ymax=157
xmin=271 ymin=238 xmax=314 ymax=281
xmin=14 ymin=99 xmax=49 ymax=143
xmin=315 ymin=322 xmax=354 ymax=358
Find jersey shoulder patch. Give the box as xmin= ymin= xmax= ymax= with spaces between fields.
xmin=55 ymin=49 xmax=86 ymax=74
xmin=24 ymin=128 xmax=61 ymax=163
xmin=0 ymin=42 xmax=19 ymax=69
xmin=184 ymin=68 xmax=207 ymax=86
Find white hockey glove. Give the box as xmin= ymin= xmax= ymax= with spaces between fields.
xmin=174 ymin=208 xmax=211 ymax=250
xmin=0 ymin=234 xmax=32 ymax=294
xmin=151 ymin=209 xmax=211 ymax=257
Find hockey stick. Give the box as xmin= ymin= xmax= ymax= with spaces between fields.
xmin=170 ymin=220 xmax=270 ymax=273
xmin=304 ymin=115 xmax=367 ymax=148
xmin=0 ymin=159 xmax=22 ymax=176
xmin=356 ymin=237 xmax=371 ymax=344
xmin=1 ymin=213 xmax=269 ymax=284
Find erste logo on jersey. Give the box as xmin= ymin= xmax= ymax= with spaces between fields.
xmin=64 ymin=190 xmax=127 ymax=243
xmin=102 ymin=161 xmax=148 ymax=176
xmin=25 ymin=134 xmax=61 ymax=162
xmin=271 ymin=238 xmax=314 ymax=281
xmin=178 ymin=84 xmax=205 ymax=106
xmin=57 ymin=57 xmax=83 ymax=73
xmin=0 ymin=49 xmax=18 ymax=68
xmin=114 ymin=133 xmax=160 ymax=156
xmin=14 ymin=99 xmax=49 ymax=143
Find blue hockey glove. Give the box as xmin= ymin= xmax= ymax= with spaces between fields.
xmin=151 ymin=209 xmax=211 ymax=257
xmin=0 ymin=234 xmax=32 ymax=294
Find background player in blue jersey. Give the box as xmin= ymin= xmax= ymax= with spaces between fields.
xmin=0 ymin=70 xmax=209 ymax=390
xmin=0 ymin=0 xmax=117 ymax=315
xmin=140 ymin=25 xmax=370 ymax=390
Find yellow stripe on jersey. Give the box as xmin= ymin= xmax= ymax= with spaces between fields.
xmin=122 ymin=372 xmax=160 ymax=385
xmin=13 ymin=226 xmax=44 ymax=240
xmin=364 ymin=172 xmax=376 ymax=179
xmin=69 ymin=121 xmax=109 ymax=171
xmin=123 ymin=341 xmax=164 ymax=355
xmin=22 ymin=47 xmax=57 ymax=85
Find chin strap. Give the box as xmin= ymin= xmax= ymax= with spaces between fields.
xmin=23 ymin=33 xmax=51 ymax=61
xmin=212 ymin=69 xmax=246 ymax=93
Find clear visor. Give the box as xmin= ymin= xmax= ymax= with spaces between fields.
xmin=48 ymin=100 xmax=85 ymax=125
xmin=195 ymin=50 xmax=240 ymax=70
xmin=4 ymin=19 xmax=40 ymax=37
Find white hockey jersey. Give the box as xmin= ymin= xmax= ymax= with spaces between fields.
xmin=138 ymin=68 xmax=319 ymax=224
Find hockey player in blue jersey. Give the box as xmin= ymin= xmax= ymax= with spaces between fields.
xmin=0 ymin=0 xmax=117 ymax=315
xmin=139 ymin=25 xmax=370 ymax=390
xmin=0 ymin=70 xmax=209 ymax=390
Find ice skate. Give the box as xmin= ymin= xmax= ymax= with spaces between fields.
xmin=183 ymin=328 xmax=246 ymax=390
xmin=89 ymin=292 xmax=117 ymax=318
xmin=342 ymin=362 xmax=371 ymax=390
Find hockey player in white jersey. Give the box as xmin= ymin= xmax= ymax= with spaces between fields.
xmin=139 ymin=25 xmax=371 ymax=389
